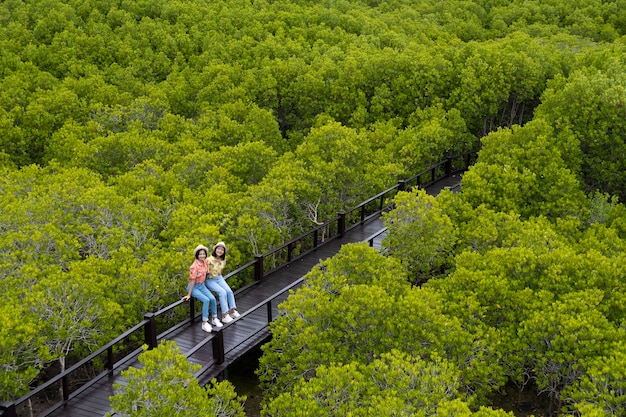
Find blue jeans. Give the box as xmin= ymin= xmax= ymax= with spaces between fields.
xmin=205 ymin=276 xmax=236 ymax=315
xmin=187 ymin=282 xmax=217 ymax=321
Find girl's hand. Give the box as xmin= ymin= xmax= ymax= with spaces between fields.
xmin=182 ymin=295 xmax=190 ymax=301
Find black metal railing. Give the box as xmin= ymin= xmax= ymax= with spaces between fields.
xmin=0 ymin=151 xmax=474 ymax=417
xmin=187 ymin=276 xmax=306 ymax=375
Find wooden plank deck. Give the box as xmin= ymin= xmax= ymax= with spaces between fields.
xmin=41 ymin=219 xmax=385 ymax=417
xmin=40 ymin=176 xmax=459 ymax=417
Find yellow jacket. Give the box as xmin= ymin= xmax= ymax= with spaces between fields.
xmin=206 ymin=255 xmax=226 ymax=278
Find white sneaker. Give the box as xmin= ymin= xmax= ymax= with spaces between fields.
xmin=222 ymin=314 xmax=234 ymax=324
xmin=231 ymin=309 xmax=241 ymax=318
xmin=211 ymin=317 xmax=223 ymax=327
xmin=201 ymin=321 xmax=212 ymax=333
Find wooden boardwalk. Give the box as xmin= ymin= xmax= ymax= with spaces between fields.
xmin=35 ymin=173 xmax=462 ymax=417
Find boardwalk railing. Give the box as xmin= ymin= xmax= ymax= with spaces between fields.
xmin=0 ymin=151 xmax=475 ymax=417
xmin=186 ymin=276 xmax=307 ymax=381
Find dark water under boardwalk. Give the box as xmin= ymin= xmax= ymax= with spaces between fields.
xmin=227 ymin=345 xmax=264 ymax=417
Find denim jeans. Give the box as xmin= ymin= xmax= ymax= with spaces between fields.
xmin=205 ymin=275 xmax=236 ymax=315
xmin=187 ymin=282 xmax=217 ymax=321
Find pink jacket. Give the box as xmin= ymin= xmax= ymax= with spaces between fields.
xmin=189 ymin=259 xmax=208 ymax=284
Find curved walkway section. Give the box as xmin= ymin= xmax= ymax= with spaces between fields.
xmin=0 ymin=161 xmax=466 ymax=417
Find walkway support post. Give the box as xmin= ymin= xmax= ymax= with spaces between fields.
xmin=189 ymin=298 xmax=196 ymax=323
xmin=338 ymin=212 xmax=346 ymax=238
xmin=266 ymin=300 xmax=273 ymax=323
xmin=287 ymin=242 xmax=293 ymax=262
xmin=144 ymin=313 xmax=158 ymax=350
xmin=0 ymin=402 xmax=17 ymax=417
xmin=62 ymin=375 xmax=69 ymax=401
xmin=107 ymin=346 xmax=114 ymax=376
xmin=254 ymin=254 xmax=264 ymax=281
xmin=212 ymin=331 xmax=225 ymax=364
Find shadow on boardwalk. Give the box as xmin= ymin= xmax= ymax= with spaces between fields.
xmin=35 ymin=174 xmax=462 ymax=417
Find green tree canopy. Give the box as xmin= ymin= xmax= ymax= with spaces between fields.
xmin=535 ymin=61 xmax=626 ymax=201
xmin=108 ymin=340 xmax=246 ymax=417
xmin=461 ymin=119 xmax=587 ymax=220
xmin=263 ymin=350 xmax=468 ymax=417
xmin=382 ymin=188 xmax=458 ymax=284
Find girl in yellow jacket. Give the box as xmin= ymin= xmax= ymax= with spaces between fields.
xmin=182 ymin=244 xmax=223 ymax=332
xmin=205 ymin=242 xmax=240 ymax=323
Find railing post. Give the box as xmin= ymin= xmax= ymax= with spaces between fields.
xmin=338 ymin=212 xmax=346 ymax=238
xmin=107 ymin=346 xmax=114 ymax=376
xmin=189 ymin=297 xmax=196 ymax=323
xmin=266 ymin=300 xmax=273 ymax=323
xmin=0 ymin=401 xmax=17 ymax=417
xmin=212 ymin=331 xmax=225 ymax=364
xmin=445 ymin=157 xmax=452 ymax=176
xmin=144 ymin=313 xmax=158 ymax=350
xmin=397 ymin=179 xmax=406 ymax=192
xmin=62 ymin=375 xmax=69 ymax=401
xmin=254 ymin=254 xmax=264 ymax=281
xmin=313 ymin=229 xmax=318 ymax=249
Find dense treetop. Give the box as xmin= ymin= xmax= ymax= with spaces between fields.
xmin=2 ymin=0 xmax=626 ymax=415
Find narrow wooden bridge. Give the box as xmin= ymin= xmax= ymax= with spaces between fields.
xmin=0 ymin=154 xmax=471 ymax=417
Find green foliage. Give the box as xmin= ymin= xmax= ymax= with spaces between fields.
xmin=563 ymin=347 xmax=626 ymax=416
xmin=388 ymin=105 xmax=475 ymax=176
xmin=461 ymin=119 xmax=587 ymax=220
xmin=2 ymin=0 xmax=626 ymax=412
xmin=0 ymin=301 xmax=51 ymax=400
xmin=606 ymin=200 xmax=626 ymax=242
xmin=108 ymin=341 xmax=245 ymax=417
xmin=484 ymin=0 xmax=625 ymax=40
xmin=0 ymin=163 xmax=175 ymax=357
xmin=26 ymin=265 xmax=124 ymax=372
xmin=586 ymin=190 xmax=619 ymax=226
xmin=518 ymin=291 xmax=622 ymax=412
xmin=263 ymin=350 xmax=463 ymax=417
xmin=251 ymin=120 xmax=396 ymax=238
xmin=258 ymin=243 xmax=505 ymax=405
xmin=535 ymin=62 xmax=626 ymax=201
xmin=382 ymin=188 xmax=458 ymax=284
xmin=424 ymin=211 xmax=626 ymax=412
xmin=195 ymin=101 xmax=285 ymax=152
xmin=257 ymin=243 xmax=410 ymax=398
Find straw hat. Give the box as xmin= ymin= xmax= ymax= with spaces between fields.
xmin=193 ymin=244 xmax=209 ymax=258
